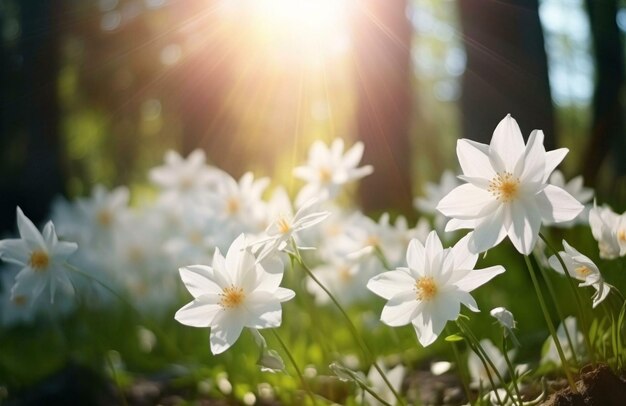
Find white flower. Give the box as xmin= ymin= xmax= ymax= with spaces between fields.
xmin=362 ymin=361 xmax=405 ymax=406
xmin=306 ymin=254 xmax=377 ymax=306
xmin=542 ymin=316 xmax=583 ymax=366
xmin=589 ymin=204 xmax=622 ymax=259
xmin=437 ymin=114 xmax=583 ymax=255
xmin=548 ymin=170 xmax=593 ymax=227
xmin=490 ymin=307 xmax=516 ymax=331
xmin=367 ymin=232 xmax=505 ymax=347
xmin=149 ymin=149 xmax=224 ymax=201
xmin=467 ymin=339 xmax=510 ymax=388
xmin=294 ymin=138 xmax=373 ymax=206
xmin=415 ymin=170 xmax=460 ymax=233
xmin=175 ymin=234 xmax=295 ymax=354
xmin=548 ymin=240 xmax=610 ymax=308
xmin=257 ymin=195 xmax=329 ymax=260
xmin=78 ymin=185 xmax=130 ymax=246
xmin=0 ymin=207 xmax=78 ymax=303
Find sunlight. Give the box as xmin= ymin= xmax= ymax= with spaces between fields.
xmin=246 ymin=0 xmax=351 ymax=61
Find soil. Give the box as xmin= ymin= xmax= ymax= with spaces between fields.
xmin=542 ymin=364 xmax=626 ymax=406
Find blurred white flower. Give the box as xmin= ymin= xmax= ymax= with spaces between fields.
xmin=437 ymin=114 xmax=583 ymax=255
xmin=256 ymin=195 xmax=329 ymax=260
xmin=306 ymin=254 xmax=377 ymax=306
xmin=589 ymin=204 xmax=622 ymax=259
xmin=415 ymin=170 xmax=459 ymax=233
xmin=149 ymin=149 xmax=224 ymax=202
xmin=542 ymin=316 xmax=583 ymax=366
xmin=175 ymin=234 xmax=295 ymax=354
xmin=78 ymin=185 xmax=130 ymax=247
xmin=362 ymin=361 xmax=405 ymax=406
xmin=294 ymin=138 xmax=373 ymax=206
xmin=467 ymin=339 xmax=510 ymax=388
xmin=367 ymin=232 xmax=505 ymax=347
xmin=548 ymin=240 xmax=610 ymax=308
xmin=0 ymin=207 xmax=78 ymax=303
xmin=548 ymin=170 xmax=593 ymax=227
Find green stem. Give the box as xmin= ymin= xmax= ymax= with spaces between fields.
xmin=533 ymin=255 xmax=580 ymax=367
xmin=523 ymin=255 xmax=577 ymax=393
xmin=502 ymin=335 xmax=523 ymax=406
xmin=270 ymin=329 xmax=318 ymax=405
xmin=358 ymin=382 xmax=393 ymax=406
xmin=106 ymin=351 xmax=129 ymax=406
xmin=446 ymin=327 xmax=473 ymax=405
xmin=461 ymin=332 xmax=504 ymax=405
xmin=539 ymin=233 xmax=595 ymax=366
xmin=457 ymin=320 xmax=515 ymax=403
xmin=290 ymin=242 xmax=405 ymax=406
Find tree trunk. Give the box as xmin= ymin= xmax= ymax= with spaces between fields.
xmin=352 ymin=0 xmax=414 ymax=217
xmin=583 ymin=0 xmax=626 ymax=183
xmin=458 ymin=0 xmax=555 ymax=148
xmin=0 ymin=0 xmax=64 ymax=232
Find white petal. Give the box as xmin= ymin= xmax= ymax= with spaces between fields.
xmin=437 ymin=184 xmax=495 ymax=219
xmin=0 ymin=239 xmax=30 ymax=266
xmin=179 ymin=265 xmax=223 ymax=298
xmin=490 ymin=115 xmax=525 ymax=168
xmin=537 ymin=185 xmax=584 ymax=224
xmin=412 ymin=312 xmax=437 ymax=347
xmin=468 ymin=208 xmax=507 ymax=254
xmin=406 ymin=238 xmax=426 ymax=274
xmin=424 ymin=231 xmax=443 ymax=264
xmin=367 ymin=270 xmax=415 ymax=300
xmin=508 ymin=200 xmax=541 ymax=255
xmin=16 ymin=207 xmax=45 ymax=248
xmin=274 ymin=287 xmax=296 ymax=302
xmin=210 ymin=317 xmax=245 ymax=355
xmin=444 ymin=218 xmax=477 ymax=232
xmin=450 ymin=233 xmax=478 ymax=270
xmin=342 ymin=141 xmax=365 ymax=168
xmin=245 ymin=291 xmax=283 ymax=328
xmin=520 ymin=130 xmax=546 ymax=183
xmin=174 ymin=295 xmax=222 ymax=327
xmin=52 ymin=241 xmax=78 ymax=260
xmin=456 ymin=139 xmax=494 ymax=178
xmin=454 ymin=265 xmax=505 ymax=292
xmin=544 ymin=148 xmax=569 ymax=180
xmin=380 ymin=291 xmax=420 ymax=327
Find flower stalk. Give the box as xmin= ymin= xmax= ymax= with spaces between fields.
xmin=523 ymin=255 xmax=577 ymax=393
xmin=289 ymin=240 xmax=405 ymax=406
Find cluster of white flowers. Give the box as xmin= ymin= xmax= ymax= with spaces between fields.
xmin=1 ymin=113 xmax=622 ymax=403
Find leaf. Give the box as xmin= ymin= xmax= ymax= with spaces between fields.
xmin=445 ymin=334 xmax=464 ymax=342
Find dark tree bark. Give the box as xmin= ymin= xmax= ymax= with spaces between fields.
xmin=0 ymin=0 xmax=64 ymax=232
xmin=351 ymin=0 xmax=414 ymax=217
xmin=458 ymin=0 xmax=555 ymax=148
xmin=583 ymin=0 xmax=626 ymax=183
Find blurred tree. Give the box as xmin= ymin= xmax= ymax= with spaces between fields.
xmin=352 ymin=0 xmax=414 ymax=217
xmin=458 ymin=0 xmax=555 ymax=148
xmin=0 ymin=0 xmax=65 ymax=233
xmin=583 ymin=0 xmax=626 ymax=183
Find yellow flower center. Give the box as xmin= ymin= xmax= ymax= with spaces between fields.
xmin=277 ymin=217 xmax=291 ymax=234
xmin=97 ymin=209 xmax=113 ymax=226
xmin=488 ymin=171 xmax=520 ymax=203
xmin=338 ymin=266 xmax=352 ymax=282
xmin=220 ymin=285 xmax=245 ymax=309
xmin=365 ymin=235 xmax=380 ymax=248
xmin=12 ymin=295 xmax=27 ymax=306
xmin=29 ymin=250 xmax=50 ymax=270
xmin=226 ymin=197 xmax=240 ymax=215
xmin=618 ymin=229 xmax=626 ymax=243
xmin=319 ymin=167 xmax=332 ymax=183
xmin=188 ymin=230 xmax=203 ymax=245
xmin=575 ymin=266 xmax=592 ymax=278
xmin=415 ymin=276 xmax=438 ymax=301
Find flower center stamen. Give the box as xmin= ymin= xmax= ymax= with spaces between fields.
xmin=226 ymin=198 xmax=240 ymax=215
xmin=618 ymin=229 xmax=626 ymax=243
xmin=277 ymin=217 xmax=291 ymax=234
xmin=97 ymin=209 xmax=113 ymax=226
xmin=575 ymin=266 xmax=592 ymax=278
xmin=319 ymin=167 xmax=332 ymax=183
xmin=415 ymin=276 xmax=438 ymax=301
xmin=488 ymin=171 xmax=520 ymax=203
xmin=219 ymin=285 xmax=245 ymax=309
xmin=29 ymin=250 xmax=49 ymax=270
